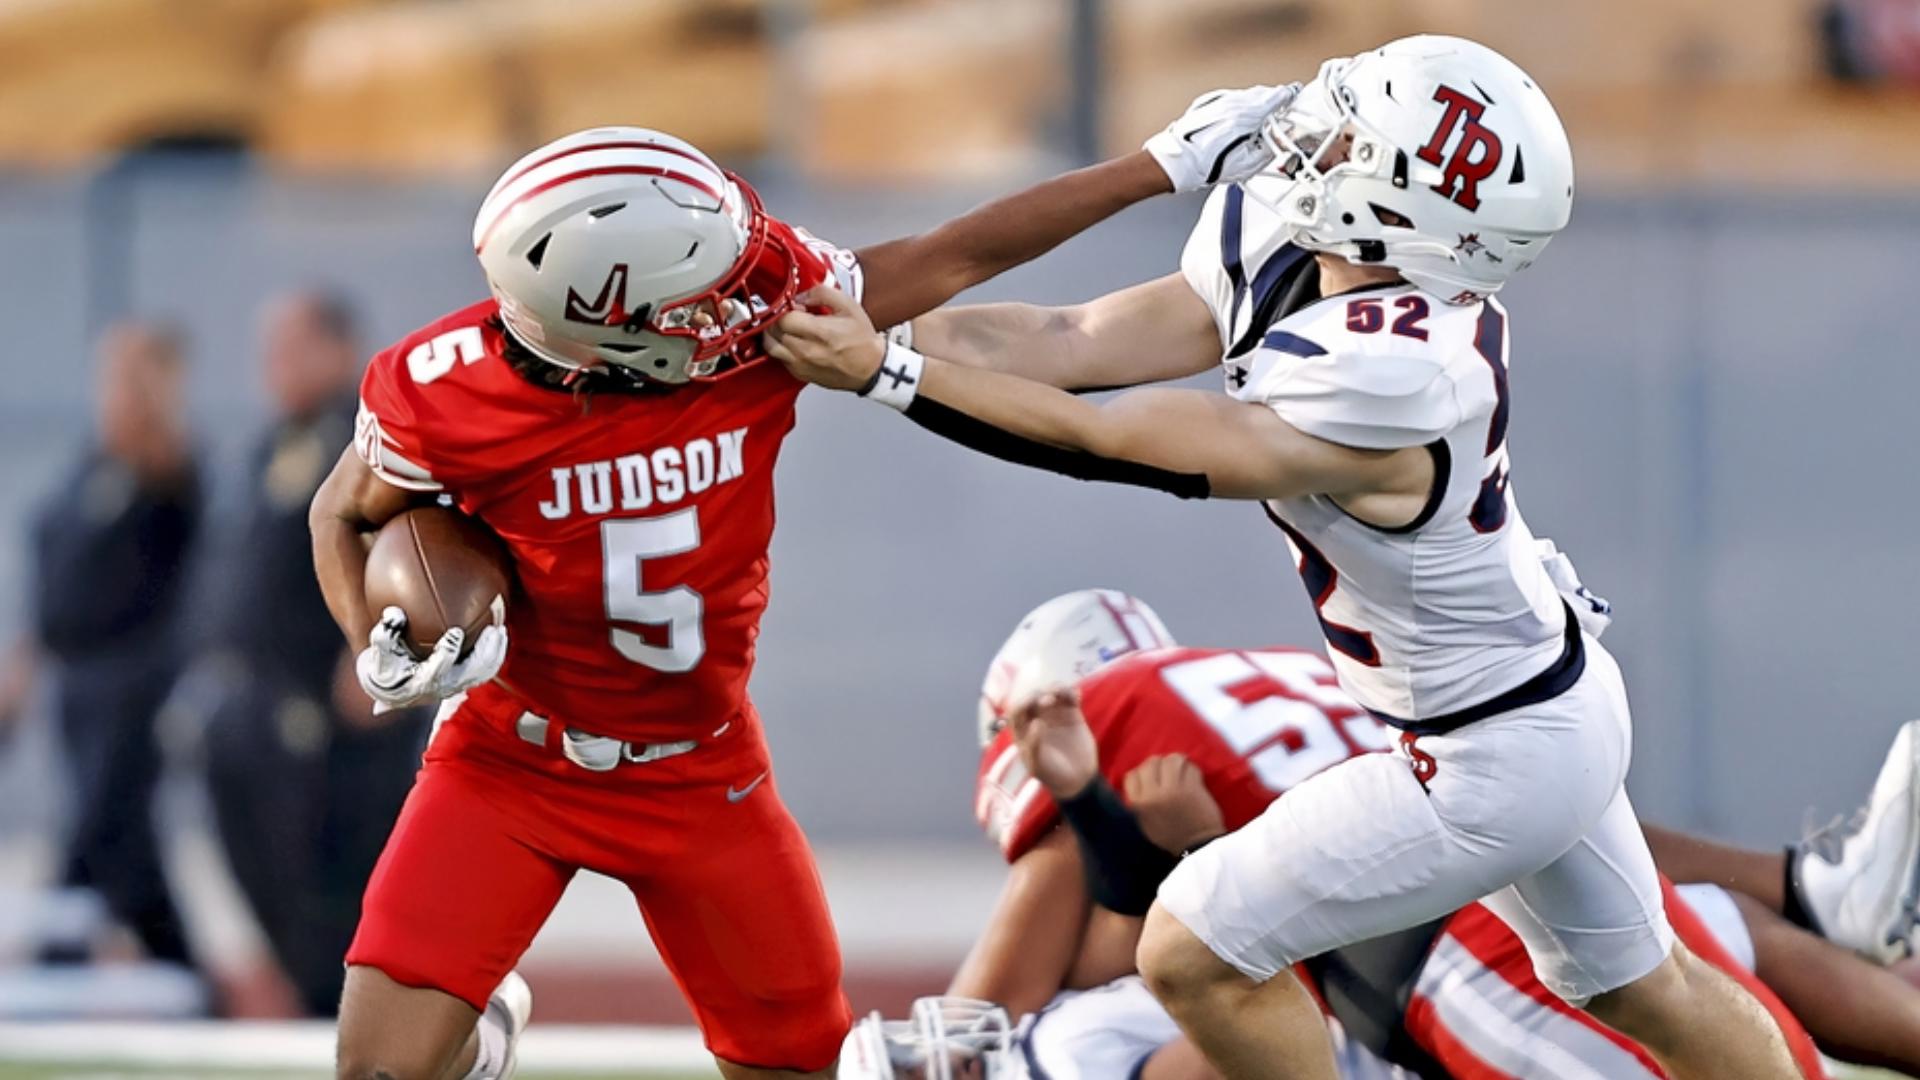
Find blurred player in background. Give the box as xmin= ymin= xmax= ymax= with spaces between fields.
xmin=767 ymin=34 xmax=1805 ymax=1079
xmin=189 ymin=291 xmax=428 ymax=1016
xmin=311 ymin=94 xmax=1290 ymax=1080
xmin=12 ymin=320 xmax=201 ymax=973
xmin=945 ymin=590 xmax=1920 ymax=1079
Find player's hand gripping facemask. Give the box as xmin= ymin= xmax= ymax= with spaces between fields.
xmin=838 ymin=997 xmax=1021 ymax=1080
xmin=1145 ymin=83 xmax=1302 ymax=193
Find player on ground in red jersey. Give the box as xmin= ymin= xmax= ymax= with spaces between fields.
xmin=950 ymin=590 xmax=1842 ymax=1080
xmin=310 ymin=98 xmax=1296 ymax=1080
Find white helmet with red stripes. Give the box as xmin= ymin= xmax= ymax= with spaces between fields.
xmin=473 ymin=126 xmax=808 ymax=383
xmin=976 ymin=589 xmax=1177 ymax=747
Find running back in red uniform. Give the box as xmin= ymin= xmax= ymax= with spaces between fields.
xmin=355 ymin=224 xmax=847 ymax=742
xmin=346 ymin=227 xmax=858 ymax=1071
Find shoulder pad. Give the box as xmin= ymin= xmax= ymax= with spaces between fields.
xmin=1248 ymin=335 xmax=1460 ymax=450
xmin=1179 ymin=187 xmax=1237 ymax=348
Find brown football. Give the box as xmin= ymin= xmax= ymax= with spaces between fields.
xmin=364 ymin=507 xmax=512 ymax=660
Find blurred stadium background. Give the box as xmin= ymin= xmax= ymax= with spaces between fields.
xmin=0 ymin=0 xmax=1917 ymax=1075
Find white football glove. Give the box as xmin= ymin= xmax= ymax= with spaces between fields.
xmin=355 ymin=605 xmax=507 ymax=712
xmin=1536 ymin=539 xmax=1613 ymax=638
xmin=1145 ymin=83 xmax=1301 ymax=193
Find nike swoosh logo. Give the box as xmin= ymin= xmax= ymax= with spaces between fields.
xmin=727 ymin=772 xmax=768 ymax=803
xmin=1182 ymin=117 xmax=1224 ymax=144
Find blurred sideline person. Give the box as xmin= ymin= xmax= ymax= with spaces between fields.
xmin=767 ymin=35 xmax=1804 ymax=1080
xmin=309 ymin=99 xmax=1284 ymax=1080
xmin=193 ymin=291 xmax=428 ymax=1016
xmin=939 ymin=590 xmax=1920 ymax=1079
xmin=19 ymin=320 xmax=201 ymax=970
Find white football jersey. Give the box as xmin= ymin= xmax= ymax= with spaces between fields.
xmin=1181 ymin=182 xmax=1570 ymax=724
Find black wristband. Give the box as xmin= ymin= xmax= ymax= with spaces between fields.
xmin=902 ymin=395 xmax=1210 ymax=499
xmin=1058 ymin=777 xmax=1180 ymax=917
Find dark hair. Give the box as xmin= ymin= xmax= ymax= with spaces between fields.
xmin=486 ymin=316 xmax=674 ymax=397
xmin=291 ymin=288 xmax=360 ymax=348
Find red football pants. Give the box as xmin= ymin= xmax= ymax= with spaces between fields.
xmin=346 ymin=686 xmax=851 ymax=1071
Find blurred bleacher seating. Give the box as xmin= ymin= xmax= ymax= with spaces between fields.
xmin=0 ymin=0 xmax=1916 ymax=184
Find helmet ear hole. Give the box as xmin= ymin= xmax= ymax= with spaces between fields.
xmin=1369 ymin=203 xmax=1415 ymax=229
xmin=525 ymin=234 xmax=551 ymax=270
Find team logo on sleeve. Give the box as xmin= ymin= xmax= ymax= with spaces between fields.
xmin=564 ymin=263 xmax=633 ymax=326
xmin=1416 ymin=86 xmax=1504 ymax=212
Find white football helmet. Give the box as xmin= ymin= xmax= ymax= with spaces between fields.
xmin=1249 ymin=35 xmax=1574 ymax=303
xmin=839 ymin=997 xmax=1022 ymax=1080
xmin=472 ymin=126 xmax=809 ymax=383
xmin=977 ymin=589 xmax=1176 ymax=747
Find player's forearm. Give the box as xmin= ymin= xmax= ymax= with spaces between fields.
xmin=857 ymin=151 xmax=1171 ymax=331
xmin=910 ymin=303 xmax=1087 ymax=387
xmin=919 ymin=354 xmax=1112 ymax=452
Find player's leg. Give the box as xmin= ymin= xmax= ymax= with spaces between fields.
xmin=1643 ymin=823 xmax=1791 ymax=910
xmin=335 ymin=750 xmax=571 ymax=1080
xmin=1136 ymin=905 xmax=1340 ymax=1080
xmin=1729 ymin=888 xmax=1920 ymax=1073
xmin=1486 ymin=785 xmax=1803 ymax=1080
xmin=1141 ymin=745 xmax=1530 ymax=1080
xmin=627 ymin=770 xmax=850 ymax=1078
xmin=1647 ymin=719 xmax=1920 ymax=964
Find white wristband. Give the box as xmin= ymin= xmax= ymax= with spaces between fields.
xmin=860 ymin=341 xmax=924 ymax=413
xmin=884 ymin=319 xmax=914 ymax=350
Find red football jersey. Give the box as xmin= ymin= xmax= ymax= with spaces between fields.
xmin=975 ymin=646 xmax=1395 ymax=861
xmin=353 ymin=232 xmax=857 ymax=742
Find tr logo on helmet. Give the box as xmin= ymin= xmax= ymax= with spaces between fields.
xmin=564 ymin=263 xmax=633 ymax=326
xmin=1416 ymin=86 xmax=1504 ymax=212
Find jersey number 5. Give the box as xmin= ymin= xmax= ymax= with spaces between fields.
xmin=601 ymin=510 xmax=705 ymax=673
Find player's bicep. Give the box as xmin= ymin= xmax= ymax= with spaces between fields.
xmin=947 ymin=828 xmax=1089 ymax=1019
xmin=1089 ymin=388 xmax=1399 ymax=501
xmin=853 ymin=237 xmax=968 ymax=332
xmin=1061 ymin=272 xmax=1227 ymax=387
xmin=311 ymin=446 xmax=420 ymax=534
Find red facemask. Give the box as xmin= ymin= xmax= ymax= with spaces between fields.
xmin=646 ymin=174 xmax=832 ymax=381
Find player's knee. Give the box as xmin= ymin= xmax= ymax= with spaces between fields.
xmin=1585 ymin=945 xmax=1695 ymax=1042
xmin=1137 ymin=904 xmax=1237 ymax=1010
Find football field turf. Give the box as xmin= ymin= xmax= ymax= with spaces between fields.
xmin=0 ymin=1060 xmax=714 ymax=1068
xmin=0 ymin=1022 xmax=721 ymax=1080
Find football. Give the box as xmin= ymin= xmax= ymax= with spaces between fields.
xmin=363 ymin=507 xmax=512 ymax=660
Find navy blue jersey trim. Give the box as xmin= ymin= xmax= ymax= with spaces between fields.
xmin=1261 ymin=330 xmax=1328 ymax=357
xmin=1222 ymin=186 xmax=1248 ymax=331
xmin=1019 ymin=997 xmax=1067 ymax=1080
xmin=1369 ymin=603 xmax=1584 ymax=735
xmin=1329 ymin=440 xmax=1451 ymax=536
xmin=1473 ymin=302 xmax=1509 ymax=455
xmin=1227 ymin=245 xmax=1314 ymax=359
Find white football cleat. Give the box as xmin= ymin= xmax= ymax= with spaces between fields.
xmin=484 ymin=971 xmax=533 ymax=1079
xmin=1797 ymin=719 xmax=1920 ymax=963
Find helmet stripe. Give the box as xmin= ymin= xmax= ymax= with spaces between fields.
xmin=474 ymin=164 xmax=726 ymax=255
xmin=492 ymin=139 xmax=721 ymax=197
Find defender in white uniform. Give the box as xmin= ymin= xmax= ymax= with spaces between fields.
xmin=765 ymin=34 xmax=1805 ymax=1080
